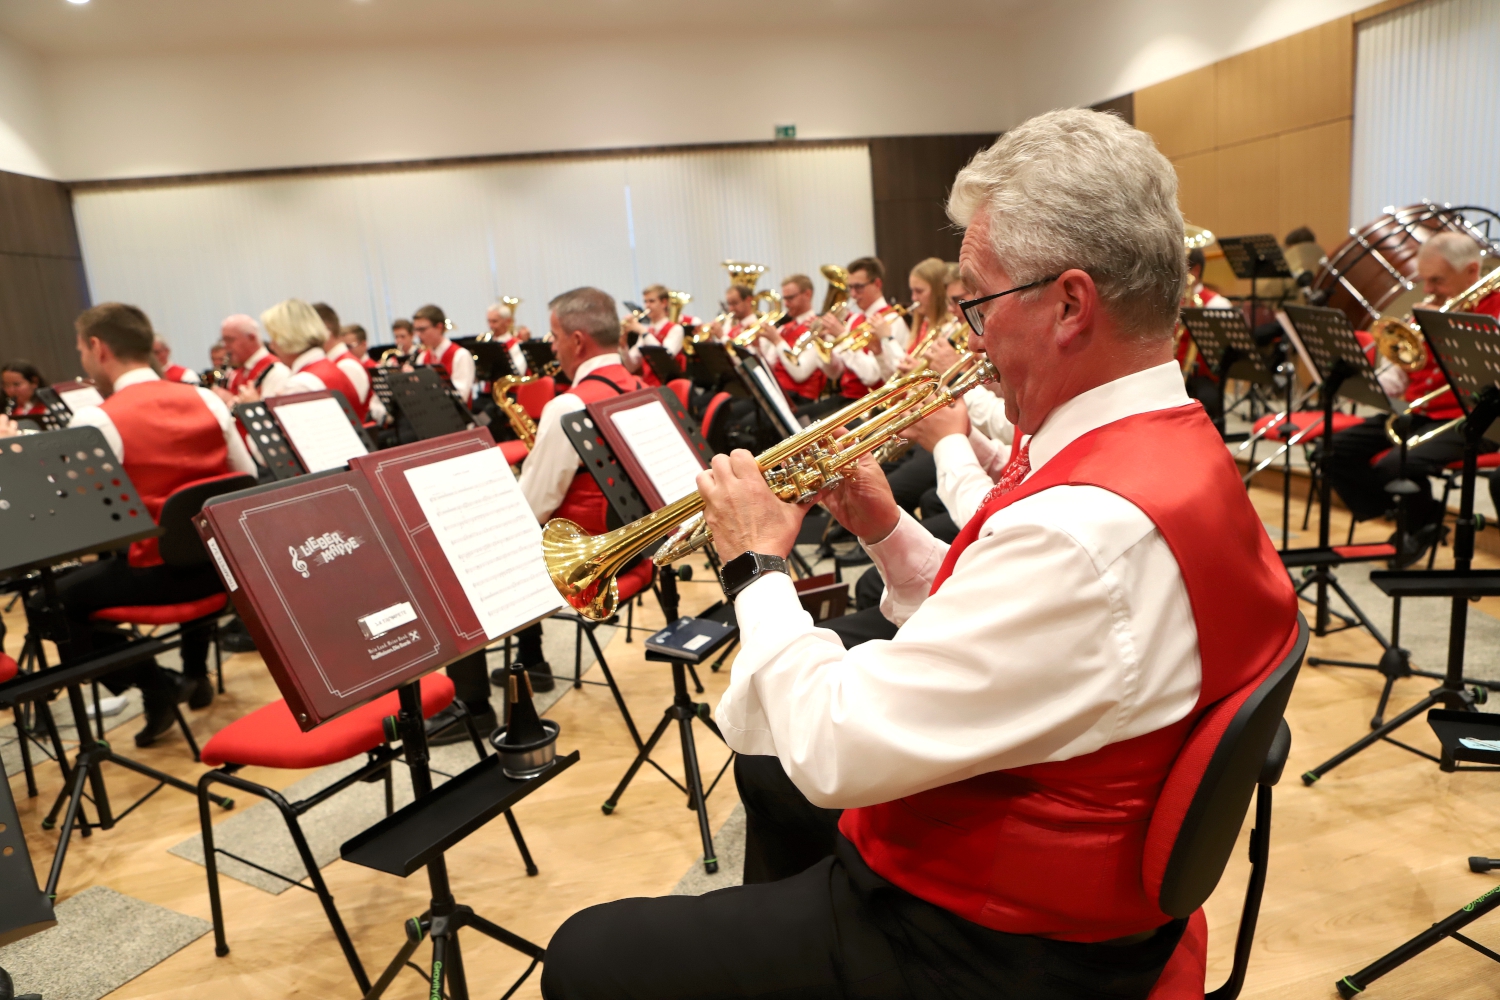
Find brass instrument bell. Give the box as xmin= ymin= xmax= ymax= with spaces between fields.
xmin=820 ymin=264 xmax=849 ymax=314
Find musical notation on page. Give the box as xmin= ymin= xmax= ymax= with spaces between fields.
xmin=274 ymin=397 xmax=370 ymax=473
xmin=403 ymin=447 xmax=563 ymax=640
xmin=610 ymin=400 xmax=704 ymax=505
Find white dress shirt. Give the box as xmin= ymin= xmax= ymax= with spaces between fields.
xmin=518 ymin=352 xmax=621 ymax=522
xmin=69 ymin=366 xmax=256 ymax=476
xmin=240 ymin=346 xmax=291 ymax=398
xmin=278 ymin=347 xmax=334 ymax=396
xmin=325 ymin=342 xmax=372 ymax=406
xmin=715 ymin=360 xmax=1201 ymax=809
xmin=833 ymin=297 xmax=910 ymax=387
xmin=762 ymin=311 xmax=822 ymax=384
xmin=420 ymin=338 xmax=477 ymax=402
xmin=964 ymin=385 xmax=1014 ymax=444
xmin=623 ymin=319 xmax=684 ymax=374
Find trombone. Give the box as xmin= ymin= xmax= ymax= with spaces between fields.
xmin=542 ymin=351 xmax=999 ymax=619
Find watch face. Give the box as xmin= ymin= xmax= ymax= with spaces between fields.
xmin=719 ymin=551 xmax=758 ymax=596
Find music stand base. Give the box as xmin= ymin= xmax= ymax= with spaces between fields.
xmin=363 ymin=906 xmax=544 ymax=1000
xmin=1336 ymin=879 xmax=1500 ymax=996
xmin=601 ymin=660 xmax=732 ymax=874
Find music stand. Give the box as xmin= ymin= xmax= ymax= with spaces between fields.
xmin=263 ymin=390 xmax=374 ymax=473
xmin=638 ymin=344 xmax=681 ymax=386
xmin=1301 ymin=309 xmax=1500 ymax=784
xmin=519 ymin=342 xmax=558 ymax=381
xmin=558 ymin=404 xmax=739 ymax=873
xmin=234 ymin=401 xmax=305 ymax=480
xmin=468 ymin=342 xmax=518 ymax=383
xmin=1336 ymin=709 xmax=1500 ymax=997
xmin=736 ymin=354 xmax=802 ymax=439
xmin=1218 ymin=234 xmax=1293 ymax=325
xmin=687 ymin=341 xmax=739 ymax=395
xmin=381 ymin=368 xmax=474 ymax=441
xmin=0 ymin=427 xmax=235 ymax=900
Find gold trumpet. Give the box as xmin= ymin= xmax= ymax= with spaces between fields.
xmin=830 ymin=304 xmax=910 ymax=354
xmin=492 ymin=374 xmax=539 ymax=447
xmin=1382 ymin=264 xmax=1500 ymax=447
xmin=543 ymin=351 xmax=998 ymax=619
xmin=684 ymin=311 xmax=731 ymax=356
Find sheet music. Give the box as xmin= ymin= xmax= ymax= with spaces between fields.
xmin=748 ymin=361 xmax=802 ymax=434
xmin=610 ymin=399 xmax=704 ymax=505
xmin=404 ymin=447 xmax=563 ymax=640
xmin=57 ymin=385 xmax=104 ymax=411
xmin=274 ymin=397 xmax=369 ymax=472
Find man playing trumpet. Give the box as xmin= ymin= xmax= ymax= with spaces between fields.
xmin=542 ymin=109 xmax=1297 ymax=1000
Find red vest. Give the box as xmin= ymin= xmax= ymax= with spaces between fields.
xmin=421 ymin=341 xmax=462 ymax=376
xmin=839 ymin=404 xmax=1297 ymax=942
xmin=299 ymin=358 xmax=362 ymax=415
xmin=9 ymin=401 xmax=46 ymax=418
xmin=229 ymin=352 xmax=277 ymax=394
xmin=163 ymin=364 xmax=195 ymax=384
xmin=100 ymin=380 xmax=230 ymax=568
xmin=554 ymin=364 xmax=643 ymax=533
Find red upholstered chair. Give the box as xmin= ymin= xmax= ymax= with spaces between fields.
xmin=196 ymin=672 xmax=537 ymax=994
xmin=667 ymin=378 xmax=692 ymax=410
xmin=88 ymin=472 xmax=257 ymax=759
xmin=515 ymin=375 xmax=555 ymax=421
xmin=700 ymin=391 xmax=734 ymax=454
xmin=1143 ymin=614 xmax=1307 ymax=999
xmin=499 ymin=439 xmax=530 ymax=466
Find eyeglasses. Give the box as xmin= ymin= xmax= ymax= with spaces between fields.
xmin=957 ymin=276 xmax=1059 ymax=338
xmin=846 ymin=280 xmax=874 ymax=294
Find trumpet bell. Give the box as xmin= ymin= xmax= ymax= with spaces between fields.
xmin=542 ymin=517 xmax=620 ymax=620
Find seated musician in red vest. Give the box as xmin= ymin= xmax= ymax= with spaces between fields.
xmin=412 ymin=304 xmax=477 ymax=405
xmin=485 ymin=301 xmax=531 ymax=378
xmin=312 ymin=302 xmax=372 ymax=418
xmin=2 ymin=360 xmax=48 ymax=420
xmin=152 ymin=336 xmax=201 ymax=385
xmin=620 ymin=283 xmax=684 ymax=387
xmin=218 ymin=313 xmax=290 ymax=402
xmin=754 ymin=273 xmax=826 ymax=407
xmin=238 ymin=299 xmax=364 ymax=416
xmin=0 ymin=304 xmax=257 ymax=746
xmin=1323 ymin=231 xmax=1500 ymax=568
xmin=500 ymin=287 xmax=644 ymax=696
xmin=541 ymin=109 xmax=1298 ymax=1000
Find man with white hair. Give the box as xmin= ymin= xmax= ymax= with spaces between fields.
xmin=1324 ymin=230 xmax=1500 ymax=566
xmin=219 ymin=313 xmax=289 ymax=400
xmin=542 ymin=110 xmax=1298 ymax=999
xmin=485 ymin=301 xmax=530 ymax=377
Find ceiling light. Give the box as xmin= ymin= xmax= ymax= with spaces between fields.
xmin=66 ymin=0 xmax=90 ymax=5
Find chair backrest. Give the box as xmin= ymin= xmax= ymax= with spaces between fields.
xmin=667 ymin=378 xmax=692 ymax=410
xmin=701 ymin=391 xmax=733 ymax=453
xmin=157 ymin=473 xmax=258 ymax=567
xmin=1142 ymin=614 xmax=1308 ymax=918
xmin=515 ymin=376 xmax=555 ymax=421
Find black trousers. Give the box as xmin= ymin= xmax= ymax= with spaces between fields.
xmin=885 ymin=447 xmax=936 ymax=516
xmin=1322 ymin=414 xmax=1489 ymax=527
xmin=446 ymin=650 xmax=492 ymax=715
xmin=36 ymin=556 xmax=222 ymax=697
xmin=543 ymin=754 xmax=1184 ymax=1000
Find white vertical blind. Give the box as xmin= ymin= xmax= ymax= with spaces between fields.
xmin=72 ymin=143 xmax=876 ymax=364
xmin=1351 ymin=0 xmax=1500 ymax=227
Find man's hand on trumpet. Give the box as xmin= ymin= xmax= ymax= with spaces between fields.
xmin=901 ymin=396 xmax=970 ymax=453
xmin=696 ymin=450 xmax=815 ymax=562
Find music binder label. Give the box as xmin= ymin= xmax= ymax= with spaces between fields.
xmin=358 ymin=601 xmax=418 ymax=639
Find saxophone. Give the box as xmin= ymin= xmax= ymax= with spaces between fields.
xmin=492 ymin=375 xmax=539 ymax=447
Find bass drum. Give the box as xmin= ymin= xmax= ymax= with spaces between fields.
xmin=1310 ymin=203 xmax=1500 ymax=331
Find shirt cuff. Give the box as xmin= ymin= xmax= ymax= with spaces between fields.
xmin=733 ymin=570 xmax=816 ymax=659
xmin=860 ymin=509 xmax=948 ymax=622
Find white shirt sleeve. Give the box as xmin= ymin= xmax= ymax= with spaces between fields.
xmin=932 ymin=433 xmax=1001 ymax=527
xmin=714 ymin=485 xmax=1202 ymax=808
xmin=449 ymin=348 xmax=476 ymax=402
xmin=660 ymin=323 xmax=685 ymax=356
xmin=197 ymin=387 xmax=257 ymax=476
xmin=965 ymin=385 xmax=1014 ymax=444
xmin=875 ymin=335 xmax=905 ymax=381
xmin=259 ymin=363 xmax=291 ymax=398
xmin=335 ymin=356 xmax=371 ymax=405
xmin=835 ymin=344 xmax=884 ymax=387
xmin=67 ymin=406 xmax=124 ymax=463
xmin=179 ymin=368 xmax=202 ymax=386
xmin=517 ymin=392 xmax=587 ymax=522
xmin=509 ymin=343 xmax=529 ymax=377
xmin=277 ymin=371 xmax=327 ymax=396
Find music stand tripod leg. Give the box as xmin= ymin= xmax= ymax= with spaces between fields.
xmin=1336 ymin=883 xmax=1500 ymax=997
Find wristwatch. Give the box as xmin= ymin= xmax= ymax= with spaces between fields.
xmin=719 ymin=551 xmax=789 ymax=598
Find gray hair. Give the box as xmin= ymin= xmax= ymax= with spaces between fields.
xmin=549 ymin=287 xmax=620 ymax=348
xmin=261 ymin=298 xmax=328 ymax=356
xmin=948 ymin=108 xmax=1185 ymax=337
xmin=1419 ymin=231 xmax=1482 ymax=271
xmin=487 ymin=302 xmax=513 ymax=319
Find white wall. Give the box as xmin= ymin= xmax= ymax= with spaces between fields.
xmin=1351 ymin=0 xmax=1500 ymax=228
xmin=72 ymin=144 xmax=876 ymax=366
xmin=0 ymin=32 xmax=54 ymax=178
xmin=21 ymin=0 xmax=1372 ymax=182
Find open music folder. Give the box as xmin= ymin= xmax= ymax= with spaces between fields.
xmin=196 ymin=428 xmax=563 ymax=729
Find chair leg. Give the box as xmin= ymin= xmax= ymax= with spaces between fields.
xmin=574 ymin=619 xmax=585 ymax=689
xmin=13 ymin=705 xmax=37 ymax=798
xmin=214 ymin=619 xmax=225 ymax=695
xmin=625 ymin=598 xmax=634 ymax=643
xmin=197 ymin=772 xmax=232 ymax=960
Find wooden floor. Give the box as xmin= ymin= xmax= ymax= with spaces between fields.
xmin=8 ymin=489 xmax=1500 ymax=999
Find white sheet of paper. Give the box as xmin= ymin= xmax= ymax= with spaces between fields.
xmin=1460 ymin=736 xmax=1500 ymax=753
xmin=404 ymin=447 xmax=563 ymax=640
xmin=749 ymin=362 xmax=802 ymax=434
xmin=274 ymin=396 xmax=369 ymax=473
xmin=610 ymin=400 xmax=704 ymax=506
xmin=57 ymin=385 xmax=104 ymax=411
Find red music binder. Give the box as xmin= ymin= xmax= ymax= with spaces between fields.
xmin=197 ymin=430 xmax=556 ymax=730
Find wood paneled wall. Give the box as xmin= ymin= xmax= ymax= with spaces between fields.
xmin=0 ymin=169 xmax=90 ymax=384
xmin=1135 ymin=16 xmax=1355 ymax=293
xmin=869 ymin=133 xmax=999 ymax=306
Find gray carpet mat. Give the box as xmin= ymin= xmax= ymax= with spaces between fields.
xmin=169 ymin=618 xmax=613 ymax=894
xmin=671 ymin=805 xmax=746 ymax=896
xmin=0 ymin=885 xmax=209 ymax=1000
